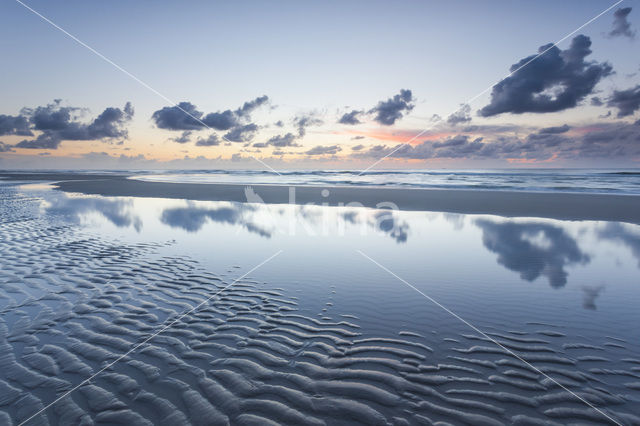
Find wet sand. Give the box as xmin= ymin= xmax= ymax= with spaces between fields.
xmin=2 ymin=172 xmax=639 ymax=224
xmin=2 ymin=176 xmax=640 ymax=424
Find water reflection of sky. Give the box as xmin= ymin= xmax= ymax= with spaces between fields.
xmin=37 ymin=190 xmax=640 ymax=339
xmin=4 ymin=183 xmax=638 ymax=424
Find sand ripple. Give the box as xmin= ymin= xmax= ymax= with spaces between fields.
xmin=0 ymin=185 xmax=639 ymax=425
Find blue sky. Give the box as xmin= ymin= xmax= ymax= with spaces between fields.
xmin=0 ymin=0 xmax=639 ymax=169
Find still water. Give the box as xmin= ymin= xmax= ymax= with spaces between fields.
xmin=1 ymin=182 xmax=639 ymax=425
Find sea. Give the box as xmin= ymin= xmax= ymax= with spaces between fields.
xmin=130 ymin=168 xmax=640 ymax=195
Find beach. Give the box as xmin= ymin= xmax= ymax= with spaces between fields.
xmin=1 ymin=172 xmax=640 ymax=425
xmin=4 ymin=172 xmax=640 ymax=223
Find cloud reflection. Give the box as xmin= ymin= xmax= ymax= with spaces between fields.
xmin=476 ymin=219 xmax=590 ymax=288
xmin=44 ymin=194 xmax=142 ymax=231
xmin=160 ymin=203 xmax=272 ymax=238
xmin=157 ymin=201 xmax=411 ymax=243
xmin=598 ymin=222 xmax=640 ymax=267
xmin=582 ymin=285 xmax=605 ymax=310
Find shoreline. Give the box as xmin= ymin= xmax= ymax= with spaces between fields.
xmin=2 ymin=172 xmax=640 ymax=223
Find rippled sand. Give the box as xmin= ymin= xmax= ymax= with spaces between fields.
xmin=1 ymin=183 xmax=640 ymax=425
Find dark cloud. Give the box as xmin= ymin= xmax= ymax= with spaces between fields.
xmin=447 ymin=104 xmax=472 ymax=125
xmin=201 ymin=110 xmax=238 ymax=130
xmin=608 ymin=7 xmax=635 ymax=39
xmin=460 ymin=123 xmax=521 ymax=133
xmin=351 ymin=135 xmax=365 ymax=140
xmin=16 ymin=133 xmax=63 ymax=149
xmin=524 ymin=131 xmax=569 ymax=150
xmin=351 ymin=144 xmax=365 ymax=151
xmin=294 ymin=114 xmax=323 ymax=137
xmin=231 ymin=153 xmax=251 ymax=162
xmin=224 ymin=123 xmax=259 ymax=142
xmin=355 ymin=135 xmax=488 ymax=160
xmin=195 ymin=133 xmax=221 ymax=147
xmin=264 ymin=133 xmax=300 ymax=147
xmin=351 ymin=120 xmax=640 ymax=162
xmin=306 ymin=145 xmax=341 ymax=155
xmin=0 ymin=114 xmax=32 ymax=136
xmin=479 ymin=35 xmax=613 ymax=116
xmin=538 ymin=124 xmax=570 ymax=134
xmin=607 ymin=85 xmax=640 ymax=117
xmin=171 ymin=131 xmax=192 ymax=144
xmin=151 ymin=102 xmax=204 ymax=131
xmin=250 ymin=114 xmax=320 ymax=148
xmin=591 ymin=97 xmax=604 ymax=106
xmin=370 ymin=89 xmax=415 ymax=125
xmin=0 ymin=141 xmax=14 ymax=152
xmin=476 ymin=219 xmax=590 ymax=288
xmin=151 ymin=96 xmax=269 ymax=135
xmin=237 ymin=95 xmax=269 ymax=118
xmin=578 ymin=121 xmax=640 ymax=158
xmin=14 ymin=100 xmax=133 ymax=150
xmin=338 ymin=109 xmax=363 ymax=125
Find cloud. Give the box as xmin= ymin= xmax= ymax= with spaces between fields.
xmin=294 ymin=114 xmax=323 ymax=137
xmin=263 ymin=132 xmax=300 ymax=147
xmin=251 ymin=114 xmax=320 ymax=149
xmin=195 ymin=133 xmax=221 ymax=146
xmin=237 ymin=95 xmax=269 ymax=117
xmin=306 ymin=145 xmax=341 ymax=155
xmin=608 ymin=7 xmax=635 ymax=39
xmin=351 ymin=144 xmax=365 ymax=151
xmin=223 ymin=123 xmax=259 ymax=142
xmin=479 ymin=35 xmax=613 ymax=116
xmin=201 ymin=110 xmax=238 ymax=130
xmin=447 ymin=104 xmax=472 ymax=125
xmin=151 ymin=102 xmax=204 ymax=131
xmin=591 ymin=97 xmax=604 ymax=106
xmin=607 ymin=85 xmax=640 ymax=117
xmin=370 ymin=89 xmax=415 ymax=125
xmin=538 ymin=124 xmax=570 ymax=134
xmin=151 ymin=96 xmax=269 ymax=137
xmin=16 ymin=133 xmax=63 ymax=149
xmin=231 ymin=153 xmax=251 ymax=162
xmin=0 ymin=141 xmax=14 ymax=152
xmin=171 ymin=131 xmax=192 ymax=144
xmin=338 ymin=109 xmax=363 ymax=125
xmin=351 ymin=120 xmax=640 ymax=162
xmin=13 ymin=100 xmax=134 ymax=149
xmin=0 ymin=114 xmax=32 ymax=136
xmin=578 ymin=121 xmax=640 ymax=158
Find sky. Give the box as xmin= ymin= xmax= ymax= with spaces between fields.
xmin=0 ymin=0 xmax=639 ymax=170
